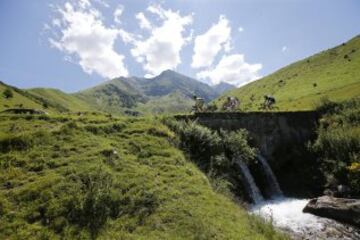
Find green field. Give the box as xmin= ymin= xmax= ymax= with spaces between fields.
xmin=215 ymin=35 xmax=360 ymax=111
xmin=0 ymin=113 xmax=287 ymax=239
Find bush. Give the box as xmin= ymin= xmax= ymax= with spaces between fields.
xmin=0 ymin=134 xmax=33 ymax=153
xmin=84 ymin=123 xmax=125 ymax=135
xmin=220 ymin=129 xmax=256 ymax=163
xmin=3 ymin=88 xmax=13 ymax=99
xmin=311 ymin=98 xmax=360 ymax=196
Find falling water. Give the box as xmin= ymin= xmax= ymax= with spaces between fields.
xmin=235 ymin=158 xmax=264 ymax=204
xmin=257 ymin=154 xmax=283 ymax=197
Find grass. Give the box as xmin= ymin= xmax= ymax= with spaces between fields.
xmin=0 ymin=112 xmax=288 ymax=239
xmin=215 ymin=35 xmax=360 ymax=111
xmin=27 ymin=88 xmax=93 ymax=112
xmin=0 ymin=83 xmax=45 ymax=112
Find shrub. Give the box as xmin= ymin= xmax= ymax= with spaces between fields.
xmin=3 ymin=88 xmax=13 ymax=99
xmin=176 ymin=121 xmax=222 ymax=171
xmin=0 ymin=134 xmax=33 ymax=153
xmin=220 ymin=129 xmax=256 ymax=163
xmin=84 ymin=123 xmax=125 ymax=135
xmin=311 ymin=98 xmax=360 ymax=196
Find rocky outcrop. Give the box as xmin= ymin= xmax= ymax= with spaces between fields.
xmin=303 ymin=196 xmax=360 ymax=227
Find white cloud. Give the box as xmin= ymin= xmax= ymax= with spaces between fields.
xmin=94 ymin=0 xmax=109 ymax=8
xmin=135 ymin=12 xmax=152 ymax=30
xmin=282 ymin=46 xmax=288 ymax=52
xmin=52 ymin=18 xmax=61 ymax=27
xmin=113 ymin=5 xmax=124 ymax=24
xmin=191 ymin=15 xmax=231 ymax=68
xmin=49 ymin=1 xmax=128 ymax=79
xmin=238 ymin=27 xmax=244 ymax=32
xmin=126 ymin=5 xmax=193 ymax=76
xmin=197 ymin=54 xmax=262 ymax=87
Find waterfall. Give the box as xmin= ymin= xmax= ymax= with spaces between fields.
xmin=257 ymin=154 xmax=283 ymax=197
xmin=235 ymin=158 xmax=264 ymax=204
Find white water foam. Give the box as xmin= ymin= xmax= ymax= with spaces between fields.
xmin=251 ymin=198 xmax=328 ymax=234
xmin=251 ymin=197 xmax=360 ymax=239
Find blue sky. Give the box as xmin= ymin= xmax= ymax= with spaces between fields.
xmin=0 ymin=0 xmax=359 ymax=92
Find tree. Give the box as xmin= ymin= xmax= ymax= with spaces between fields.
xmin=3 ymin=88 xmax=13 ymax=99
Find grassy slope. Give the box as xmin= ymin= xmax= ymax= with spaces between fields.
xmin=0 ymin=82 xmax=46 ymax=112
xmin=215 ymin=35 xmax=360 ymax=111
xmin=0 ymin=82 xmax=96 ymax=113
xmin=28 ymin=88 xmax=93 ymax=112
xmin=0 ymin=113 xmax=287 ymax=240
xmin=136 ymin=91 xmax=194 ymax=115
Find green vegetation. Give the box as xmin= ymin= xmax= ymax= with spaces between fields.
xmin=215 ymin=35 xmax=360 ymax=111
xmin=0 ymin=112 xmax=287 ymax=239
xmin=311 ymin=98 xmax=360 ymax=196
xmin=164 ymin=119 xmax=257 ymax=201
xmin=0 ymin=82 xmax=46 ymax=112
xmin=3 ymin=88 xmax=13 ymax=99
xmin=0 ymin=82 xmax=89 ymax=113
xmin=27 ymin=88 xmax=93 ymax=112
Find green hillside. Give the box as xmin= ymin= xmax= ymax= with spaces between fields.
xmin=215 ymin=35 xmax=360 ymax=111
xmin=0 ymin=82 xmax=44 ymax=112
xmin=0 ymin=113 xmax=286 ymax=239
xmin=28 ymin=88 xmax=93 ymax=112
xmin=0 ymin=82 xmax=97 ymax=114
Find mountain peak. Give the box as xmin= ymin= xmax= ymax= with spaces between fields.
xmin=158 ymin=69 xmax=179 ymax=77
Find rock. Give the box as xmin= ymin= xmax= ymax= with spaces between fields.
xmin=323 ymin=189 xmax=334 ymax=196
xmin=303 ymin=196 xmax=360 ymax=227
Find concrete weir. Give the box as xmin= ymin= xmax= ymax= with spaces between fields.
xmin=175 ymin=111 xmax=319 ymax=165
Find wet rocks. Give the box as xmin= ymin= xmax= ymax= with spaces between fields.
xmin=303 ymin=196 xmax=360 ymax=227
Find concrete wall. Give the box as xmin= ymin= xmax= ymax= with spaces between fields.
xmin=176 ymin=111 xmax=319 ymax=163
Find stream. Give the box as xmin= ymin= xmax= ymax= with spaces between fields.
xmin=250 ymin=198 xmax=360 ymax=239
xmin=235 ymin=154 xmax=360 ymax=239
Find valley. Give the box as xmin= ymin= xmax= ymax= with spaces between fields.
xmin=0 ymin=17 xmax=359 ymax=240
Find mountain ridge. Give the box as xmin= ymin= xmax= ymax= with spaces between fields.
xmin=1 ymin=70 xmax=233 ymax=114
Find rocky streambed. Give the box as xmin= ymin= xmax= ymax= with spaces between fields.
xmin=250 ymin=197 xmax=360 ymax=240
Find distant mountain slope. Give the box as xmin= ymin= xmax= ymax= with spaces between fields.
xmin=213 ymin=82 xmax=236 ymax=95
xmin=28 ymin=88 xmax=93 ymax=112
xmin=215 ymin=35 xmax=360 ymax=111
xmin=0 ymin=81 xmax=53 ymax=112
xmin=1 ymin=70 xmax=231 ymax=115
xmin=75 ymin=70 xmax=222 ymax=114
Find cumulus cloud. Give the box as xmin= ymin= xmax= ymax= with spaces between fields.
xmin=49 ymin=1 xmax=128 ymax=79
xmin=135 ymin=12 xmax=152 ymax=30
xmin=191 ymin=15 xmax=231 ymax=68
xmin=114 ymin=5 xmax=124 ymax=24
xmin=197 ymin=54 xmax=262 ymax=87
xmin=124 ymin=5 xmax=193 ymax=76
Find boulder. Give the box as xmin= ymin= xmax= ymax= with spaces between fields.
xmin=303 ymin=195 xmax=360 ymax=227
